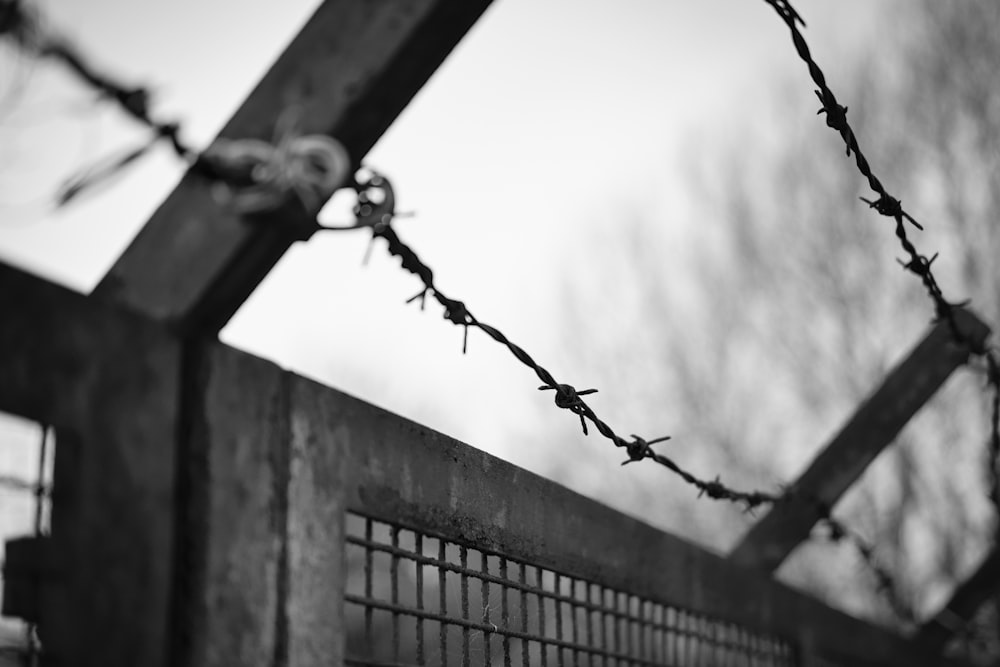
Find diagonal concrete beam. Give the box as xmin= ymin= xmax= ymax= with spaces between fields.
xmin=730 ymin=309 xmax=990 ymax=572
xmin=94 ymin=0 xmax=493 ymax=335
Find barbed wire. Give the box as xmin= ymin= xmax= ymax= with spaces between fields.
xmin=0 ymin=2 xmax=186 ymax=203
xmin=817 ymin=518 xmax=916 ymax=625
xmin=0 ymin=0 xmax=349 ymax=211
xmin=0 ymin=0 xmax=963 ymax=629
xmin=771 ymin=0 xmax=1000 ymax=477
xmin=332 ymin=171 xmax=784 ymax=506
xmin=3 ymin=0 xmax=916 ymax=622
xmin=0 ymin=1 xmax=196 ymax=165
xmin=3 ymin=0 xmax=910 ymax=590
xmin=761 ymin=0 xmax=1000 ymax=625
xmin=1 ymin=1 xmax=775 ymax=508
xmin=333 ymin=170 xmax=917 ymax=622
xmin=760 ymin=0 xmax=1000 ymax=475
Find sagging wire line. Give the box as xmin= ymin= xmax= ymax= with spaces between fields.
xmin=818 ymin=518 xmax=916 ymax=625
xmin=331 ymin=171 xmax=774 ymax=504
xmin=335 ymin=171 xmax=910 ymax=619
xmin=0 ymin=0 xmax=350 ymax=214
xmin=761 ymin=0 xmax=1000 ymax=447
xmin=0 ymin=0 xmax=890 ymax=523
xmin=0 ymin=0 xmax=922 ymax=623
xmin=770 ymin=3 xmax=1000 ymax=443
xmin=762 ymin=0 xmax=1000 ymax=621
xmin=0 ymin=1 xmax=196 ymax=160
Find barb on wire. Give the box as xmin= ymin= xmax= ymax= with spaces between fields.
xmin=331 ymin=169 xmax=918 ymax=619
xmin=0 ymin=0 xmax=190 ymax=189
xmin=0 ymin=0 xmax=935 ymax=625
xmin=326 ymin=170 xmax=788 ymax=510
xmin=817 ymin=516 xmax=916 ymax=624
xmin=760 ymin=0 xmax=990 ymax=349
xmin=762 ymin=0 xmax=1000 ymax=622
xmin=796 ymin=493 xmax=916 ymax=625
xmin=763 ymin=0 xmax=1000 ymax=443
xmin=335 ymin=171 xmax=910 ymax=533
xmin=2 ymin=0 xmax=194 ymax=159
xmin=1 ymin=0 xmax=350 ymax=213
xmin=35 ymin=33 xmax=195 ymax=162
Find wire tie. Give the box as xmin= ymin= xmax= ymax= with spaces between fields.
xmin=538 ymin=384 xmax=597 ymax=434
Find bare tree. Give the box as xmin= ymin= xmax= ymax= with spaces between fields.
xmin=541 ymin=1 xmax=1000 ymax=657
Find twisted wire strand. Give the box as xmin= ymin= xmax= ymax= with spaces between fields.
xmin=0 ymin=0 xmax=961 ymax=626
xmin=762 ymin=0 xmax=1000 ymax=621
xmin=760 ymin=0 xmax=1000 ymax=448
xmin=0 ymin=1 xmax=348 ymax=211
xmin=341 ymin=171 xmax=908 ymax=620
xmin=0 ymin=1 xmax=195 ymax=159
xmin=340 ymin=173 xmax=785 ymax=507
xmin=6 ymin=2 xmax=787 ymax=512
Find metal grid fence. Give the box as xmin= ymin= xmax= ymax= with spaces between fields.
xmin=0 ymin=413 xmax=52 ymax=667
xmin=345 ymin=512 xmax=797 ymax=667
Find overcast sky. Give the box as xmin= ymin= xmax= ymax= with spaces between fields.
xmin=0 ymin=0 xmax=889 ymax=520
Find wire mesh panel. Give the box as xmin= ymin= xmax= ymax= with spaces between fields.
xmin=345 ymin=512 xmax=797 ymax=667
xmin=0 ymin=412 xmax=53 ymax=667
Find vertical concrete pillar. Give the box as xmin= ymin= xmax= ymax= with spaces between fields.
xmin=284 ymin=375 xmax=349 ymax=666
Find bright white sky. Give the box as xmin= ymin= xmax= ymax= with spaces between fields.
xmin=0 ymin=0 xmax=887 ymax=531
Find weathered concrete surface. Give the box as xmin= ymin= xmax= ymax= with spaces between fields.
xmin=181 ymin=343 xmax=288 ymax=667
xmin=295 ymin=381 xmax=966 ymax=667
xmin=0 ymin=261 xmax=971 ymax=666
xmin=0 ymin=264 xmax=179 ymax=667
xmin=284 ymin=375 xmax=350 ymax=666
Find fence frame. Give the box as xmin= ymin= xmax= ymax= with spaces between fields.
xmin=1 ymin=0 xmax=995 ymax=659
xmin=0 ymin=264 xmax=180 ymax=667
xmin=92 ymin=0 xmax=494 ymax=336
xmin=0 ymin=263 xmax=972 ymax=666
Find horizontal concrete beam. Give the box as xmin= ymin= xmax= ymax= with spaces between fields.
xmin=4 ymin=263 xmax=969 ymax=666
xmin=279 ymin=362 xmax=965 ymax=667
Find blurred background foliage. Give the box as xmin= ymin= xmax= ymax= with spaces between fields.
xmin=536 ymin=1 xmax=1000 ymax=660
